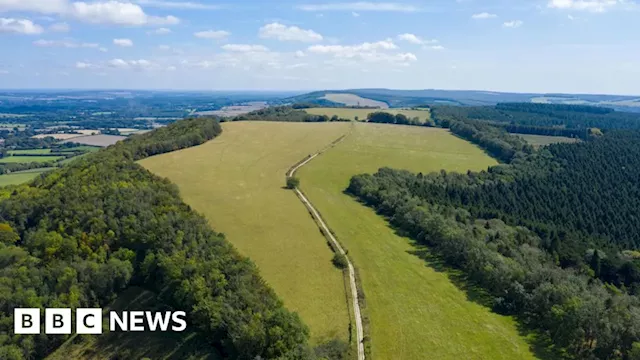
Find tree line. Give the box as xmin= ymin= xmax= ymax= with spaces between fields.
xmin=0 ymin=117 xmax=313 ymax=359
xmin=348 ymin=166 xmax=640 ymax=359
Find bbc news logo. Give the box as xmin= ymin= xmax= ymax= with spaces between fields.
xmin=14 ymin=308 xmax=187 ymax=334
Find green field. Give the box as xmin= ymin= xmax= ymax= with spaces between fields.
xmin=304 ymin=107 xmax=430 ymax=122
xmin=0 ymin=155 xmax=64 ymax=163
xmin=297 ymin=123 xmax=538 ymax=360
xmin=0 ymin=168 xmax=53 ymax=186
xmin=57 ymin=145 xmax=101 ymax=153
xmin=8 ymin=148 xmax=52 ymax=155
xmin=140 ymin=122 xmax=352 ymax=343
xmin=516 ymin=134 xmax=581 ymax=148
xmin=47 ymin=287 xmax=221 ymax=360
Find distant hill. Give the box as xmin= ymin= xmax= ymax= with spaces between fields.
xmin=285 ymin=89 xmax=640 ymax=111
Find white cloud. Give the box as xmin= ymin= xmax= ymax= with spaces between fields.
xmin=33 ymin=39 xmax=99 ymax=48
xmin=0 ymin=0 xmax=68 ymax=14
xmin=49 ymin=22 xmax=70 ymax=32
xmin=259 ymin=22 xmax=323 ymax=42
xmin=472 ymin=12 xmax=497 ymax=19
xmin=148 ymin=27 xmax=171 ymax=35
xmin=194 ymin=29 xmax=230 ymax=39
xmin=397 ymin=33 xmax=438 ymax=45
xmin=503 ymin=20 xmax=523 ymax=28
xmin=548 ymin=0 xmax=625 ymax=12
xmin=352 ymin=11 xmax=360 ymax=16
xmin=0 ymin=69 xmax=9 ymax=74
xmin=99 ymin=47 xmax=107 ymax=52
xmin=307 ymin=39 xmax=414 ymax=65
xmin=309 ymin=40 xmax=397 ymax=55
xmin=0 ymin=18 xmax=43 ymax=34
xmin=107 ymin=58 xmax=156 ymax=70
xmin=75 ymin=61 xmax=93 ymax=68
xmin=568 ymin=14 xmax=575 ymax=19
xmin=429 ymin=45 xmax=444 ymax=50
xmin=134 ymin=0 xmax=221 ymax=9
xmin=113 ymin=38 xmax=133 ymax=47
xmin=222 ymin=44 xmax=269 ymax=52
xmin=70 ymin=2 xmax=179 ymax=25
xmin=297 ymin=2 xmax=420 ymax=12
xmin=295 ymin=50 xmax=305 ymax=57
xmin=0 ymin=1 xmax=180 ymax=26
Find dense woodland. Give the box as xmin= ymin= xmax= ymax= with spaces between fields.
xmin=349 ymin=103 xmax=640 ymax=358
xmin=0 ymin=117 xmax=312 ymax=359
xmin=432 ymin=103 xmax=640 ymax=139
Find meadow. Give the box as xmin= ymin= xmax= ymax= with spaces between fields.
xmin=0 ymin=168 xmax=52 ymax=187
xmin=304 ymin=107 xmax=430 ymax=122
xmin=8 ymin=148 xmax=52 ymax=155
xmin=516 ymin=133 xmax=581 ymax=148
xmin=0 ymin=155 xmax=64 ymax=163
xmin=297 ymin=123 xmax=539 ymax=360
xmin=140 ymin=121 xmax=352 ymax=343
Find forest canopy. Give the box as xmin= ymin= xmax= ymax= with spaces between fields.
xmin=0 ymin=117 xmax=310 ymax=360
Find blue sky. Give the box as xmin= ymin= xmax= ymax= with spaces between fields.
xmin=0 ymin=0 xmax=639 ymax=94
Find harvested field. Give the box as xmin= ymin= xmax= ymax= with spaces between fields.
xmin=322 ymin=93 xmax=389 ymax=109
xmin=62 ymin=134 xmax=126 ymax=147
xmin=305 ymin=107 xmax=430 ymax=122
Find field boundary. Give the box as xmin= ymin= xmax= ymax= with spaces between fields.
xmin=286 ymin=123 xmax=367 ymax=360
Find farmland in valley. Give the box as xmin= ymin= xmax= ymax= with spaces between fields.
xmin=296 ymin=123 xmax=538 ymax=360
xmin=140 ymin=121 xmax=352 ymax=343
xmin=304 ymin=107 xmax=431 ymax=122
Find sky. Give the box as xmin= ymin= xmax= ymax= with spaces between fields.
xmin=0 ymin=0 xmax=639 ymax=94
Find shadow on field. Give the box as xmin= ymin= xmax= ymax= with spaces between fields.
xmin=399 ymin=232 xmax=566 ymax=360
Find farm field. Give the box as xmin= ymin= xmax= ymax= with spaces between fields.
xmin=0 ymin=168 xmax=53 ymax=186
xmin=516 ymin=133 xmax=581 ymax=148
xmin=32 ymin=133 xmax=83 ymax=140
xmin=47 ymin=287 xmax=221 ymax=360
xmin=61 ymin=134 xmax=127 ymax=147
xmin=8 ymin=148 xmax=52 ymax=155
xmin=297 ymin=123 xmax=538 ymax=360
xmin=140 ymin=121 xmax=352 ymax=343
xmin=304 ymin=107 xmax=431 ymax=122
xmin=321 ymin=93 xmax=389 ymax=108
xmin=0 ymin=155 xmax=64 ymax=163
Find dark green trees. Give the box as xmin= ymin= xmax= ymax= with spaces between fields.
xmin=287 ymin=176 xmax=300 ymax=189
xmin=0 ymin=117 xmax=310 ymax=359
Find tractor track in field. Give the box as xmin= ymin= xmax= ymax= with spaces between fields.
xmin=286 ymin=124 xmax=365 ymax=360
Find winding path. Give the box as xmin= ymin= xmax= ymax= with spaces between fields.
xmin=287 ymin=129 xmax=365 ymax=360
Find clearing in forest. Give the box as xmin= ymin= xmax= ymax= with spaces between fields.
xmin=305 ymin=107 xmax=431 ymax=122
xmin=297 ymin=122 xmax=539 ymax=360
xmin=516 ymin=133 xmax=581 ymax=148
xmin=140 ymin=121 xmax=352 ymax=343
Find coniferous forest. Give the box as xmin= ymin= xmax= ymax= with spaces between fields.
xmin=349 ymin=104 xmax=640 ymax=359
xmin=0 ymin=118 xmax=310 ymax=360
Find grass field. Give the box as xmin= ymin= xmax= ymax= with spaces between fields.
xmin=57 ymin=145 xmax=101 ymax=153
xmin=0 ymin=155 xmax=64 ymax=163
xmin=47 ymin=287 xmax=221 ymax=360
xmin=0 ymin=168 xmax=53 ymax=186
xmin=140 ymin=122 xmax=352 ymax=343
xmin=8 ymin=149 xmax=52 ymax=155
xmin=304 ymin=107 xmax=431 ymax=122
xmin=516 ymin=134 xmax=581 ymax=148
xmin=297 ymin=123 xmax=539 ymax=360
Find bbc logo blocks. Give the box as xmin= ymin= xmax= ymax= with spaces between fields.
xmin=14 ymin=308 xmax=187 ymax=334
xmin=15 ymin=308 xmax=102 ymax=335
